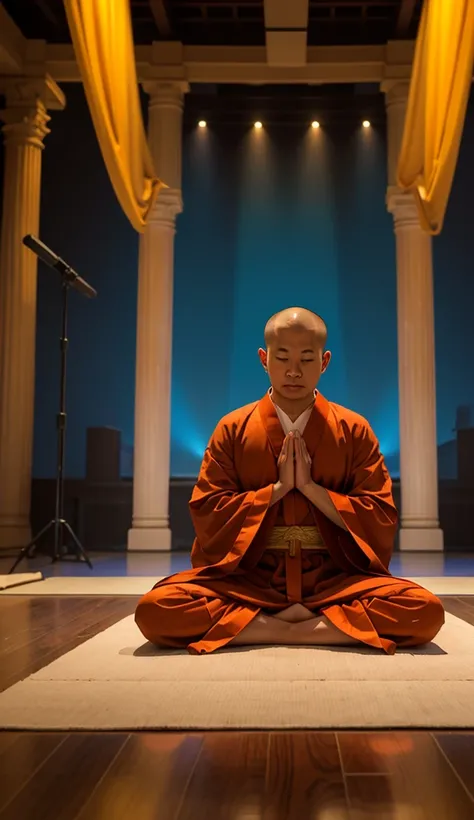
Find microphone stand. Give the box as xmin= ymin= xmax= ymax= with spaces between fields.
xmin=9 ymin=236 xmax=96 ymax=573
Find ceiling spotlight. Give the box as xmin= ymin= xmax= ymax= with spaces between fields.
xmin=198 ymin=120 xmax=207 ymax=128
xmin=311 ymin=121 xmax=320 ymax=129
xmin=362 ymin=120 xmax=371 ymax=128
xmin=254 ymin=121 xmax=263 ymax=129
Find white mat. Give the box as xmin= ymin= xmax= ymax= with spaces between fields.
xmin=0 ymin=572 xmax=43 ymax=590
xmin=0 ymin=576 xmax=160 ymax=596
xmin=1 ymin=612 xmax=474 ymax=729
xmin=1 ymin=575 xmax=474 ymax=596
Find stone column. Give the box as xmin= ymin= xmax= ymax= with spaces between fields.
xmin=128 ymin=82 xmax=186 ymax=551
xmin=384 ymin=81 xmax=443 ymax=551
xmin=0 ymin=77 xmax=65 ymax=550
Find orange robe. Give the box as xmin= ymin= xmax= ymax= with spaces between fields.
xmin=136 ymin=392 xmax=444 ymax=654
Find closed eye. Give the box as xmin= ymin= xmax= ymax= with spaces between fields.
xmin=276 ymin=358 xmax=314 ymax=363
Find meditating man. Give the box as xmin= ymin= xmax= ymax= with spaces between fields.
xmin=135 ymin=307 xmax=445 ymax=655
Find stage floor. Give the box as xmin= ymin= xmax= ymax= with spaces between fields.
xmin=1 ymin=549 xmax=474 ymax=579
xmin=1 ymin=587 xmax=474 ymax=817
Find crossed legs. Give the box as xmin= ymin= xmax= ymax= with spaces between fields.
xmin=229 ymin=603 xmax=359 ymax=647
xmin=135 ymin=584 xmax=445 ymax=653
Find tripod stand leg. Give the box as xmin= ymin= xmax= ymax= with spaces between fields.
xmin=63 ymin=521 xmax=93 ymax=569
xmin=52 ymin=517 xmax=62 ymax=562
xmin=8 ymin=519 xmax=56 ymax=574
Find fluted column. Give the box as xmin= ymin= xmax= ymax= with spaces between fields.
xmin=384 ymin=81 xmax=443 ymax=551
xmin=0 ymin=77 xmax=65 ymax=550
xmin=128 ymin=82 xmax=186 ymax=551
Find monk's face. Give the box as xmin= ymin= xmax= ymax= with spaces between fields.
xmin=258 ymin=326 xmax=331 ymax=403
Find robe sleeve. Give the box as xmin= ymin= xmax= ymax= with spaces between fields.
xmin=318 ymin=421 xmax=398 ymax=574
xmin=189 ymin=419 xmax=274 ymax=570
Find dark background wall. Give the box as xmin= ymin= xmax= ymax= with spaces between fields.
xmin=1 ymin=84 xmax=471 ymax=480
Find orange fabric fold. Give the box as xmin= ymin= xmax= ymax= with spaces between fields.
xmin=189 ymin=420 xmax=275 ymax=571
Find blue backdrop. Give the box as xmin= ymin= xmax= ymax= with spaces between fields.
xmin=24 ymin=86 xmax=474 ymax=479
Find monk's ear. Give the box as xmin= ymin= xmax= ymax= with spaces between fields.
xmin=258 ymin=347 xmax=268 ymax=371
xmin=321 ymin=350 xmax=331 ymax=373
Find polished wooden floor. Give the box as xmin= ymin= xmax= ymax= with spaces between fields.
xmin=1 ymin=594 xmax=474 ymax=819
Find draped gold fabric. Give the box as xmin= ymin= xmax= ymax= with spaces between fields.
xmin=64 ymin=0 xmax=164 ymax=232
xmin=397 ymin=0 xmax=474 ymax=235
xmin=398 ymin=0 xmax=474 ymax=234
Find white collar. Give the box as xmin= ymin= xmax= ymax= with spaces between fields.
xmin=268 ymin=388 xmax=316 ymax=435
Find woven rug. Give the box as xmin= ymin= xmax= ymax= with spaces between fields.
xmin=1 ymin=612 xmax=474 ymax=730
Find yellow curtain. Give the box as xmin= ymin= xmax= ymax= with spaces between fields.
xmin=64 ymin=0 xmax=164 ymax=232
xmin=397 ymin=0 xmax=474 ymax=234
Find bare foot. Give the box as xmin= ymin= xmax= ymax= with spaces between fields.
xmin=273 ymin=603 xmax=317 ymax=623
xmin=290 ymin=615 xmax=360 ymax=645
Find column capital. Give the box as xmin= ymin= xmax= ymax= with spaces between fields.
xmin=0 ymin=74 xmax=65 ymax=149
xmin=142 ymin=80 xmax=189 ymax=109
xmin=386 ymin=187 xmax=419 ymax=229
xmin=0 ymin=99 xmax=50 ymax=149
xmin=0 ymin=73 xmax=65 ymax=110
xmin=149 ymin=187 xmax=183 ymax=226
xmin=380 ymin=79 xmax=410 ymax=108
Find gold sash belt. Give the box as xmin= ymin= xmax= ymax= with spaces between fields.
xmin=266 ymin=525 xmax=327 ymax=557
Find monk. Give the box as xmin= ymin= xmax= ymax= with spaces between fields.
xmin=135 ymin=307 xmax=444 ymax=655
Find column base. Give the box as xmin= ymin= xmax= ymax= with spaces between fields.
xmin=0 ymin=524 xmax=32 ymax=550
xmin=399 ymin=527 xmax=444 ymax=552
xmin=127 ymin=526 xmax=172 ymax=551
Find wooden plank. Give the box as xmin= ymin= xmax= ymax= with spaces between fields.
xmin=345 ymin=774 xmax=394 ymax=819
xmin=177 ymin=733 xmax=269 ymax=819
xmin=0 ymin=597 xmax=105 ymax=654
xmin=442 ymin=598 xmax=474 ymax=627
xmin=0 ymin=597 xmax=28 ymax=610
xmin=0 ymin=733 xmax=67 ymax=813
xmin=0 ymin=733 xmax=20 ymax=755
xmin=0 ymin=598 xmax=137 ymax=691
xmin=76 ymin=733 xmax=204 ymax=820
xmin=434 ymin=733 xmax=474 ymax=802
xmin=338 ymin=731 xmax=410 ymax=773
xmin=0 ymin=733 xmax=128 ymax=820
xmin=265 ymin=732 xmax=349 ymax=819
xmin=342 ymin=732 xmax=474 ymax=818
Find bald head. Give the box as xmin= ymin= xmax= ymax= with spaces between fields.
xmin=264 ymin=307 xmax=327 ymax=348
xmin=259 ymin=307 xmax=331 ymax=400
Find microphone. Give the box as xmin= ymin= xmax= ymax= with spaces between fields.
xmin=23 ymin=235 xmax=97 ymax=299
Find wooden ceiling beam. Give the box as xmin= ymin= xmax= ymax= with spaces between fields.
xmin=395 ymin=0 xmax=417 ymax=37
xmin=264 ymin=0 xmax=309 ymax=67
xmin=34 ymin=0 xmax=60 ymax=27
xmin=148 ymin=0 xmax=172 ymax=38
xmin=44 ymin=41 xmax=416 ymax=84
xmin=0 ymin=4 xmax=26 ymax=74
